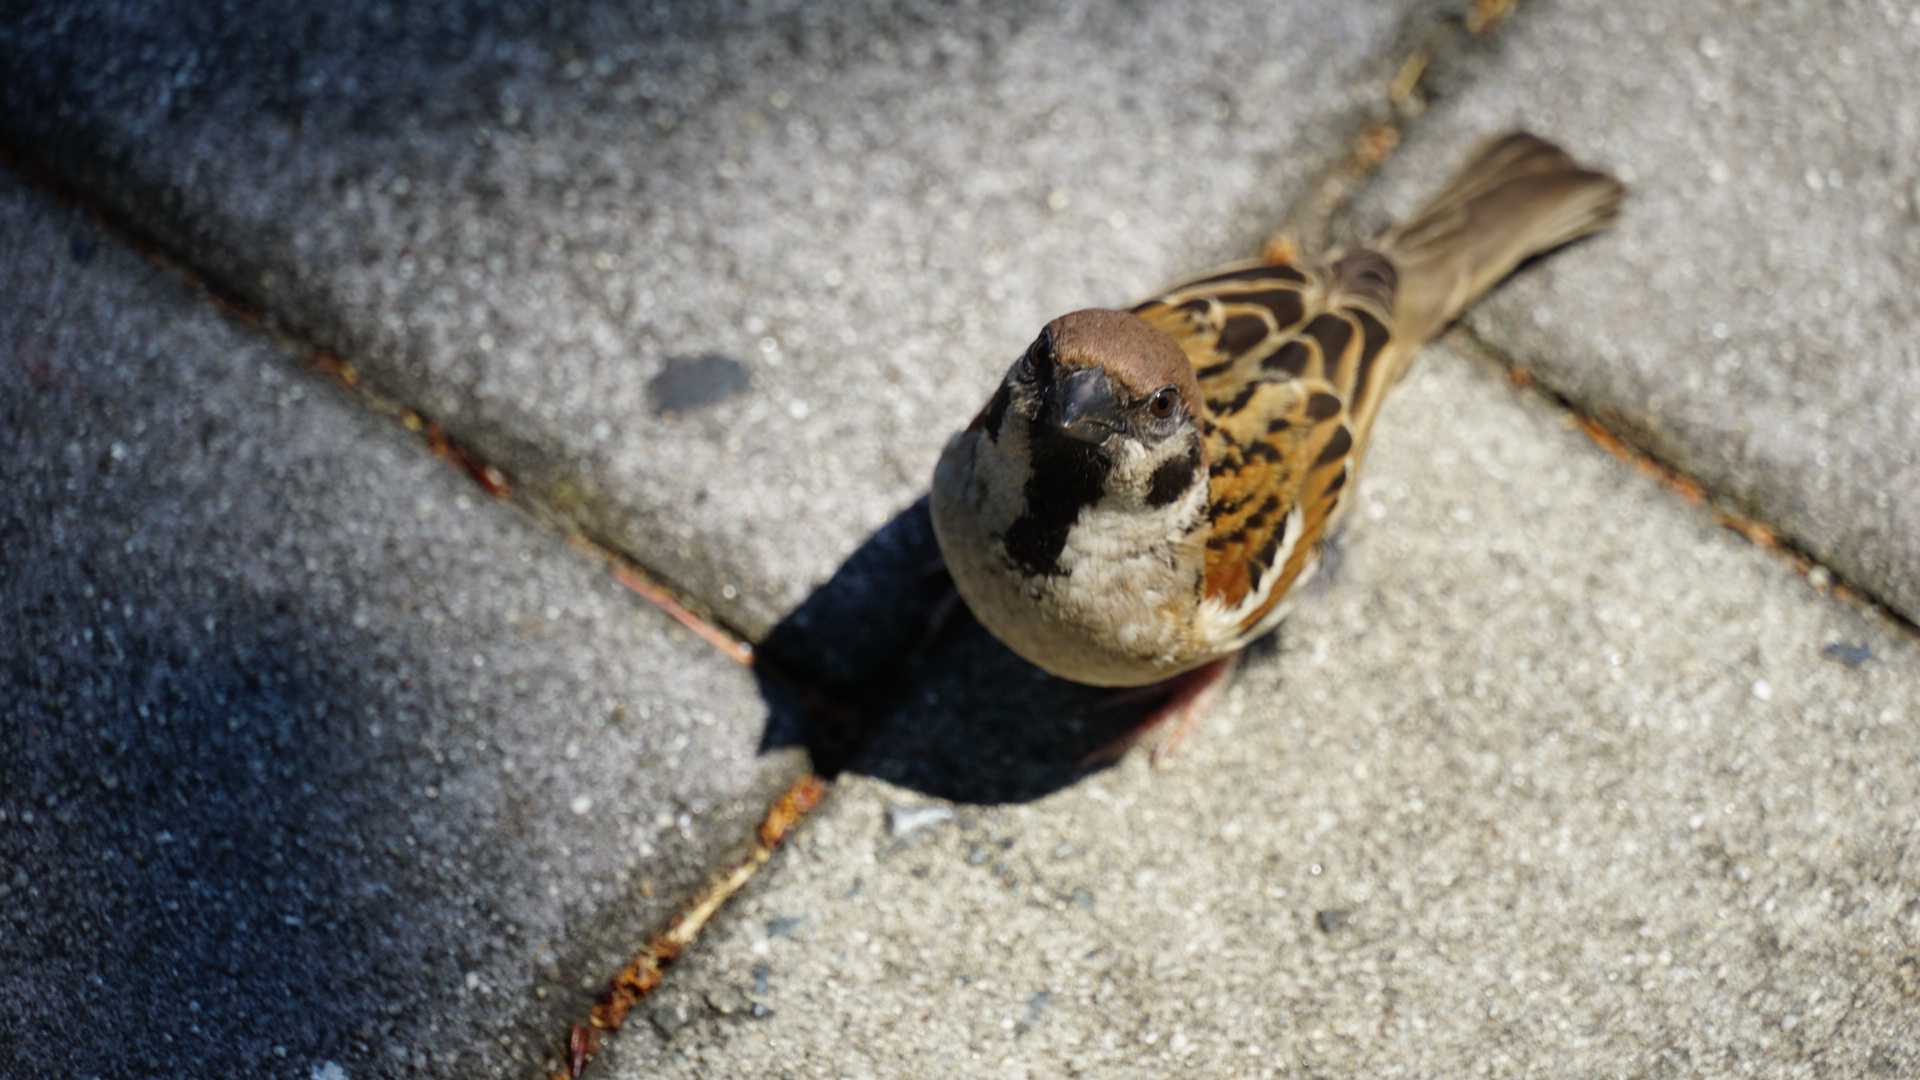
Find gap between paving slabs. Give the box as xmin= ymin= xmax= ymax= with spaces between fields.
xmin=1302 ymin=4 xmax=1920 ymax=645
xmin=548 ymin=5 xmax=1837 ymax=1073
xmin=572 ymin=5 xmax=1920 ymax=1069
xmin=21 ymin=1 xmax=1896 ymax=1072
xmin=568 ymin=1 xmax=1920 ymax=1066
xmin=599 ymin=165 xmax=1911 ymax=1080
xmin=1445 ymin=329 xmax=1920 ymax=640
xmin=551 ymin=6 xmax=1541 ymax=1075
xmin=0 ymin=142 xmax=826 ymax=1077
xmin=0 ymin=10 xmax=1489 ymax=1075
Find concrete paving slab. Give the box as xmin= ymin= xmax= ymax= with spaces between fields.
xmin=1345 ymin=0 xmax=1920 ymax=624
xmin=608 ymin=347 xmax=1920 ymax=1078
xmin=0 ymin=174 xmax=801 ymax=1079
xmin=0 ymin=0 xmax=1438 ymax=636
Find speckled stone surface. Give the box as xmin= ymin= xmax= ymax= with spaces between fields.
xmin=0 ymin=0 xmax=1436 ymax=635
xmin=6 ymin=2 xmax=1920 ymax=1077
xmin=607 ymin=346 xmax=1920 ymax=1079
xmin=0 ymin=174 xmax=800 ymax=1079
xmin=1345 ymin=0 xmax=1920 ymax=624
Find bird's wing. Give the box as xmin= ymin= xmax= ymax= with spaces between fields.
xmin=1132 ymin=251 xmax=1404 ymax=641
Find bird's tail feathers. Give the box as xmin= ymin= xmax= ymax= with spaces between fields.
xmin=1379 ymin=132 xmax=1624 ymax=344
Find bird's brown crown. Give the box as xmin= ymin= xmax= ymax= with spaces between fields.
xmin=1045 ymin=309 xmax=1200 ymax=410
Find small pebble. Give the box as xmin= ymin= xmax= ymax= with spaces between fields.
xmin=1025 ymin=990 xmax=1052 ymax=1026
xmin=1821 ymin=641 xmax=1873 ymax=668
xmin=885 ymin=802 xmax=954 ymax=838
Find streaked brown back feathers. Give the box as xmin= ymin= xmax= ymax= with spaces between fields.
xmin=1127 ymin=132 xmax=1622 ymax=634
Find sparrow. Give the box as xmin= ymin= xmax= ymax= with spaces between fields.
xmin=931 ymin=133 xmax=1624 ymax=759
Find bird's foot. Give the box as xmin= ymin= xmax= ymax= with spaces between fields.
xmin=1080 ymin=654 xmax=1240 ymax=770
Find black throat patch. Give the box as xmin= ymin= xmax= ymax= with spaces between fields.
xmin=1001 ymin=427 xmax=1111 ymax=577
xmin=1145 ymin=439 xmax=1203 ymax=507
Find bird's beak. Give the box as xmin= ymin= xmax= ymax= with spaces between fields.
xmin=1047 ymin=367 xmax=1122 ymax=444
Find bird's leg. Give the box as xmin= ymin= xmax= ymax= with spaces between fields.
xmin=905 ymin=556 xmax=973 ymax=671
xmin=1147 ymin=654 xmax=1239 ymax=766
xmin=1080 ymin=654 xmax=1240 ymax=769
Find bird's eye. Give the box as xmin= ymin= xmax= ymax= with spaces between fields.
xmin=1147 ymin=386 xmax=1181 ymax=420
xmin=1017 ymin=329 xmax=1055 ymax=383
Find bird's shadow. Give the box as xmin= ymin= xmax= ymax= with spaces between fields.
xmin=752 ymin=497 xmax=1282 ymax=805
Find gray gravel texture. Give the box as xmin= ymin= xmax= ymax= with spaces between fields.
xmin=7 ymin=1 xmax=1920 ymax=1076
xmin=0 ymin=175 xmax=800 ymax=1079
xmin=611 ymin=346 xmax=1920 ymax=1079
xmin=1345 ymin=0 xmax=1920 ymax=624
xmin=0 ymin=0 xmax=1443 ymax=637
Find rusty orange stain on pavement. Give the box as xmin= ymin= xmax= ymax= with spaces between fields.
xmin=1497 ymin=351 xmax=1899 ymax=621
xmin=420 ymin=419 xmax=512 ymax=498
xmin=1468 ymin=0 xmax=1518 ymax=34
xmin=1390 ymin=50 xmax=1431 ymax=112
xmin=1355 ymin=122 xmax=1401 ymax=168
xmin=1571 ymin=413 xmax=1712 ymax=507
xmin=756 ymin=771 xmax=827 ymax=848
xmin=306 ymin=351 xmax=360 ymax=388
xmin=556 ymin=773 xmax=829 ymax=1079
xmin=607 ymin=561 xmax=754 ymax=666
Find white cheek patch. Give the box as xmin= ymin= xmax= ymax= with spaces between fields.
xmin=972 ymin=426 xmax=1034 ymax=532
